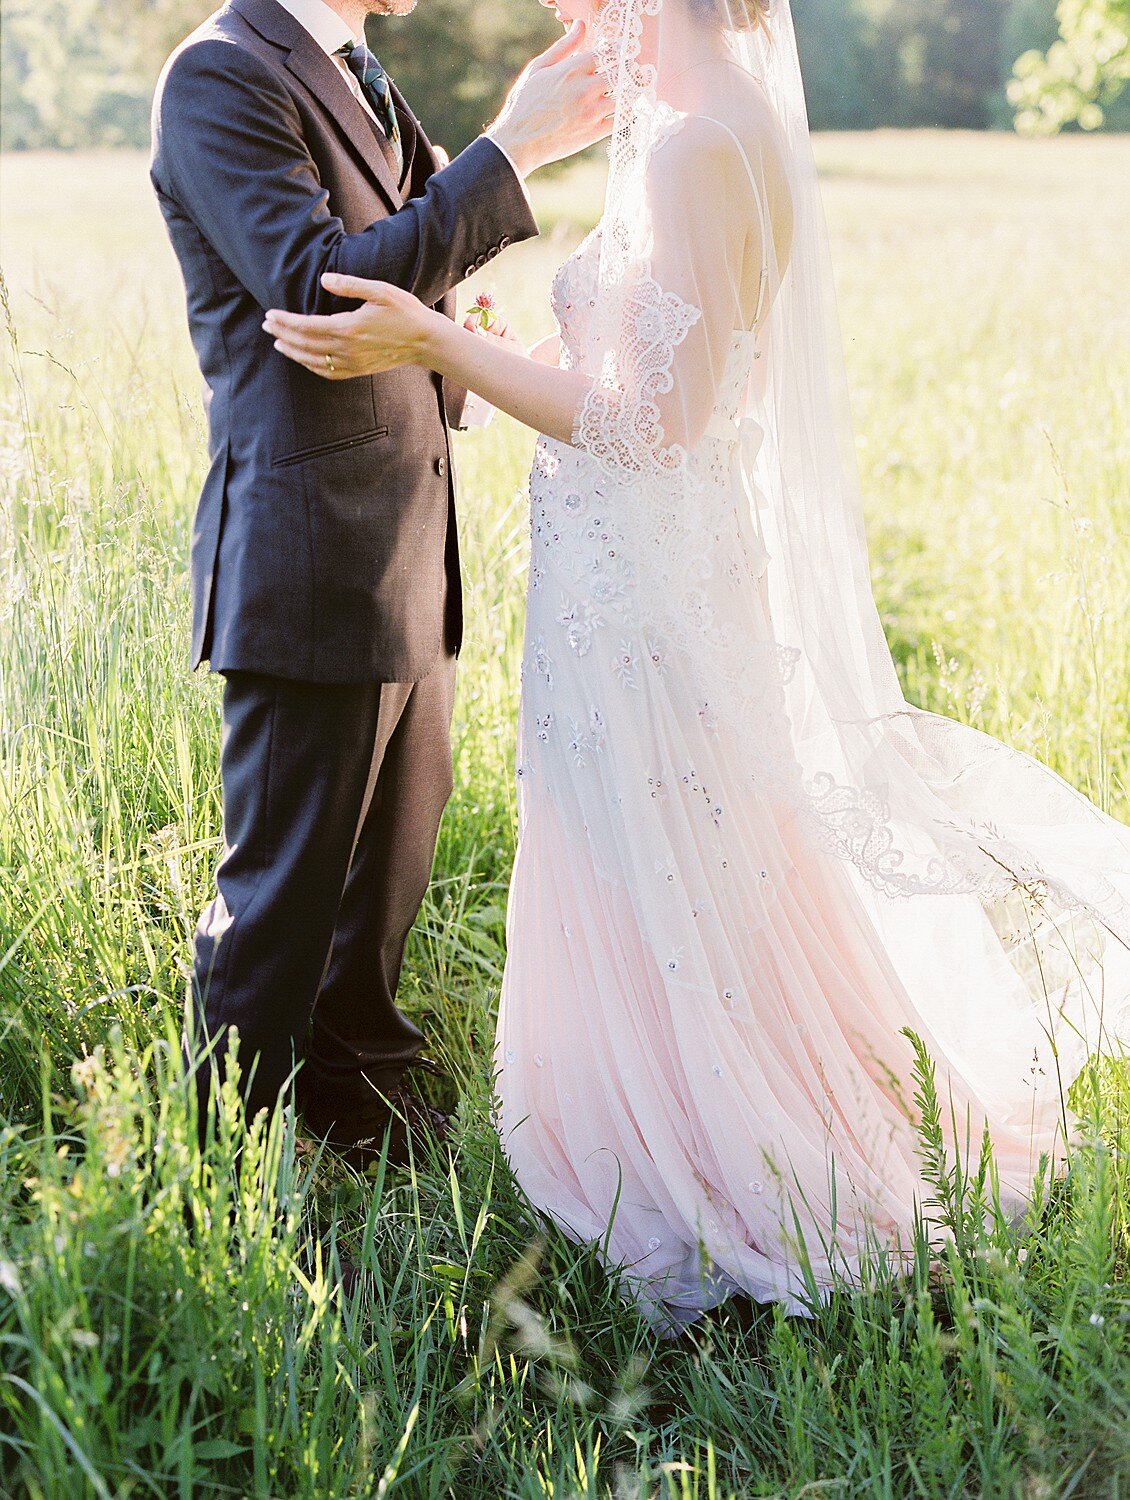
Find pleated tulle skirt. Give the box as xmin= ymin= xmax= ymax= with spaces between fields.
xmin=495 ymin=569 xmax=1125 ymax=1330
xmin=494 ymin=415 xmax=1130 ymax=1329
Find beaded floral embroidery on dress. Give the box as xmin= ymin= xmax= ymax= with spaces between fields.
xmin=497 ymin=0 xmax=1130 ymax=1337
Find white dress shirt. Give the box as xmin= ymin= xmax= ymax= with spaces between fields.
xmin=273 ymin=0 xmax=380 ymax=124
xmin=271 ymin=0 xmax=528 ymax=189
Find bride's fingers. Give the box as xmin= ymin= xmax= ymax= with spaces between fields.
xmin=271 ymin=338 xmax=328 ymax=373
xmin=272 ymin=338 xmax=358 ymax=377
xmin=271 ymin=328 xmax=348 ymax=363
xmin=267 ymin=325 xmax=344 ymax=359
xmin=263 ymin=308 xmax=351 ymax=337
xmin=462 ymin=315 xmax=512 ymax=339
xmin=263 ymin=313 xmax=363 ymax=358
xmin=270 ymin=336 xmax=324 ymax=367
xmin=320 ymin=271 xmax=394 ymax=301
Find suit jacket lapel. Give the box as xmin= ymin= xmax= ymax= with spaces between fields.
xmin=230 ymin=0 xmax=403 ymax=209
xmin=284 ymin=45 xmax=405 ymax=207
xmin=390 ymin=83 xmax=422 ymax=188
xmin=384 ymin=93 xmax=453 ymax=317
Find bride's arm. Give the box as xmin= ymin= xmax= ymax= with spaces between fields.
xmin=264 ymin=272 xmax=586 ymax=442
xmin=264 ymin=123 xmax=772 ymax=453
xmin=426 ymin=316 xmax=586 ymax=442
xmin=530 ymin=332 xmax=562 ymax=366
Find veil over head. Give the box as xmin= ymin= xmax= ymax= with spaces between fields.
xmin=562 ymin=0 xmax=1130 ymax=1057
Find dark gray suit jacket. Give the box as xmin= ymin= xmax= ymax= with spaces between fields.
xmin=150 ymin=0 xmax=538 ymax=682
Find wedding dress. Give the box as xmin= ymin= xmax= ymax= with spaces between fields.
xmin=494 ymin=0 xmax=1130 ymax=1328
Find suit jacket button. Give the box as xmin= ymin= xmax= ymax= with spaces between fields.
xmin=487 ymin=246 xmax=499 ymax=259
xmin=435 ymin=456 xmax=447 ymax=477
xmin=464 ymin=265 xmax=475 ymax=277
xmin=499 ymin=235 xmax=511 ymax=248
xmin=475 ymin=254 xmax=487 ymax=268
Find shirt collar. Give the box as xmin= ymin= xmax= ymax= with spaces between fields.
xmin=272 ymin=0 xmax=356 ymax=57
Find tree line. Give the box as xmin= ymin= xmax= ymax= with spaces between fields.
xmin=1 ymin=0 xmax=1127 ymax=151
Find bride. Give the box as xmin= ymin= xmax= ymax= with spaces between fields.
xmin=265 ymin=0 xmax=1130 ymax=1328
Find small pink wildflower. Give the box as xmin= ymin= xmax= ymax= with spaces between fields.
xmin=469 ymin=291 xmax=498 ymax=330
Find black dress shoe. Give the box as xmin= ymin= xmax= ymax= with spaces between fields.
xmin=334 ymin=1254 xmax=370 ymax=1297
xmin=301 ymin=1081 xmax=451 ymax=1172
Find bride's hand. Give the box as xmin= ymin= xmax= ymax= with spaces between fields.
xmin=263 ymin=272 xmax=435 ymax=379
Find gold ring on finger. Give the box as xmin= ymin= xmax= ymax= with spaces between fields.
xmin=325 ymin=353 xmax=335 ymax=373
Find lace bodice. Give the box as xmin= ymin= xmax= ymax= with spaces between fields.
xmin=498 ymin=0 xmax=1130 ymax=1347
xmin=548 ymin=223 xmax=600 ymax=373
xmin=529 ymin=215 xmax=1130 ymax=922
xmin=524 ymin=208 xmax=792 ymax=839
xmin=550 ymin=221 xmax=763 ymax=449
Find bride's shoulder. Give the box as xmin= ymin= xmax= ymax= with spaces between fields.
xmin=651 ymin=103 xmax=779 ymax=195
xmin=658 ymin=73 xmax=782 ymax=160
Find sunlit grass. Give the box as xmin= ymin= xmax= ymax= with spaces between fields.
xmin=1 ymin=133 xmax=1129 ymax=1495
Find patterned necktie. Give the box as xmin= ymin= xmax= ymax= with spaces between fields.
xmin=336 ymin=41 xmax=404 ymax=178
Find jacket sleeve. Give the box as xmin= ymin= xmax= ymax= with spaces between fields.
xmin=151 ymin=37 xmax=539 ymax=315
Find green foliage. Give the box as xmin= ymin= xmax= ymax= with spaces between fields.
xmin=2 ymin=133 xmax=1129 ymax=1494
xmin=990 ymin=0 xmax=1063 ymax=125
xmin=370 ymin=1 xmax=559 ymax=157
xmin=1009 ymin=0 xmax=1130 ymax=132
xmin=0 ymin=0 xmax=561 ymax=155
xmin=2 ymin=0 xmax=1129 ymax=151
xmin=0 ymin=0 xmax=152 ymax=149
xmin=859 ymin=0 xmax=1012 ymax=128
xmin=791 ymin=0 xmax=880 ymax=130
xmin=2 ymin=1025 xmax=1128 ymax=1495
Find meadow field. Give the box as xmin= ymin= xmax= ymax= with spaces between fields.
xmin=1 ymin=132 xmax=1129 ymax=1496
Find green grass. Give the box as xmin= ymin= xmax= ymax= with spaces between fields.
xmin=1 ymin=132 xmax=1129 ymax=1497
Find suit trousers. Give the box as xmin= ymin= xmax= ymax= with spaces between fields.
xmin=188 ymin=649 xmax=457 ymax=1133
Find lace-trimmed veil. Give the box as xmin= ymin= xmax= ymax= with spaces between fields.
xmin=568 ymin=0 xmax=1130 ymax=1023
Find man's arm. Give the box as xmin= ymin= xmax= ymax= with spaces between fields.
xmin=152 ymin=38 xmax=538 ymax=316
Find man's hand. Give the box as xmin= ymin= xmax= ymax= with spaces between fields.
xmin=488 ymin=22 xmax=614 ymax=179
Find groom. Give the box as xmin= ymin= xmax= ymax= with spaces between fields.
xmin=151 ymin=0 xmax=606 ymax=1160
